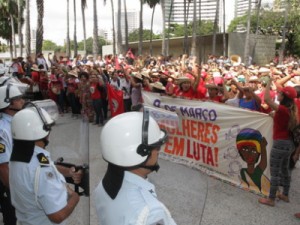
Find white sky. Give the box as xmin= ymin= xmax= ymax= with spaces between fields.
xmin=28 ymin=0 xmax=273 ymax=46
xmin=29 ymin=0 xmax=164 ymax=45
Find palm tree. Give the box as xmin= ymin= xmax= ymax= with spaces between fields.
xmin=0 ymin=0 xmax=18 ymax=58
xmin=104 ymin=0 xmax=116 ymax=55
xmin=123 ymin=0 xmax=129 ymax=52
xmin=138 ymin=0 xmax=144 ymax=56
xmin=145 ymin=0 xmax=160 ymax=56
xmin=183 ymin=0 xmax=188 ymax=54
xmin=243 ymin=0 xmax=252 ymax=66
xmin=160 ymin=0 xmax=166 ymax=55
xmin=222 ymin=0 xmax=226 ymax=56
xmin=73 ymin=0 xmax=78 ymax=57
xmin=81 ymin=0 xmax=87 ymax=56
xmin=17 ymin=0 xmax=24 ymax=57
xmin=166 ymin=0 xmax=174 ymax=56
xmin=279 ymin=0 xmax=290 ymax=64
xmin=212 ymin=0 xmax=220 ymax=55
xmin=66 ymin=0 xmax=71 ymax=57
xmin=190 ymin=0 xmax=197 ymax=57
xmin=25 ymin=0 xmax=30 ymax=56
xmin=251 ymin=0 xmax=262 ymax=61
xmin=92 ymin=0 xmax=99 ymax=57
xmin=35 ymin=0 xmax=44 ymax=55
xmin=11 ymin=14 xmax=17 ymax=57
xmin=117 ymin=0 xmax=122 ymax=54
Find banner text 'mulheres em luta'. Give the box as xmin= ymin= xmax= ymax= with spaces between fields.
xmin=159 ymin=119 xmax=221 ymax=167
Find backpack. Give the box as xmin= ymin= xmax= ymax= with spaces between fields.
xmin=291 ymin=124 xmax=300 ymax=146
xmin=290 ymin=124 xmax=300 ymax=169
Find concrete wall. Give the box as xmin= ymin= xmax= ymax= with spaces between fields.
xmin=228 ymin=33 xmax=276 ymax=65
xmin=125 ymin=33 xmax=276 ymax=66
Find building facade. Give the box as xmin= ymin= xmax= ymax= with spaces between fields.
xmin=235 ymin=0 xmax=259 ymax=17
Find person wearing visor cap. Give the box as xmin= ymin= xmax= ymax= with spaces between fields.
xmin=0 ymin=84 xmax=25 ymax=225
xmin=95 ymin=110 xmax=177 ymax=225
xmin=9 ymin=103 xmax=80 ymax=225
xmin=259 ymin=80 xmax=298 ymax=207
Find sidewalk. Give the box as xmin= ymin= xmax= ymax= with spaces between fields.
xmin=87 ymin=113 xmax=300 ymax=225
xmin=2 ymin=114 xmax=299 ymax=225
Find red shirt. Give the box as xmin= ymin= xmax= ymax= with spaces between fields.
xmin=31 ymin=71 xmax=40 ymax=83
xmin=175 ymin=87 xmax=195 ymax=99
xmin=90 ymin=83 xmax=101 ymax=100
xmin=257 ymin=90 xmax=276 ymax=114
xmin=195 ymin=81 xmax=207 ymax=99
xmin=273 ymin=105 xmax=290 ymax=140
xmin=205 ymin=95 xmax=223 ymax=103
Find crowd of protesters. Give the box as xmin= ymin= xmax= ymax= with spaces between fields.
xmin=2 ymin=49 xmax=300 ymax=219
xmin=6 ymin=50 xmax=300 ymax=117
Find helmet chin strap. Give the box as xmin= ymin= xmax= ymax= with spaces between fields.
xmin=8 ymin=107 xmax=21 ymax=112
xmin=139 ymin=163 xmax=160 ymax=172
xmin=42 ymin=138 xmax=49 ymax=147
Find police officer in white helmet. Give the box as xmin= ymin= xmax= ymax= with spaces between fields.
xmin=0 ymin=84 xmax=25 ymax=225
xmin=9 ymin=104 xmax=80 ymax=225
xmin=95 ymin=110 xmax=177 ymax=225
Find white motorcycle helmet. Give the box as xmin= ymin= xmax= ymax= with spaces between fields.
xmin=0 ymin=76 xmax=29 ymax=94
xmin=11 ymin=104 xmax=54 ymax=141
xmin=100 ymin=110 xmax=167 ymax=167
xmin=0 ymin=84 xmax=23 ymax=110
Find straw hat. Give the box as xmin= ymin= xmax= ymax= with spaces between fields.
xmin=176 ymin=76 xmax=192 ymax=84
xmin=131 ymin=72 xmax=143 ymax=80
xmin=249 ymin=75 xmax=259 ymax=82
xmin=276 ymin=64 xmax=286 ymax=69
xmin=68 ymin=69 xmax=78 ymax=77
xmin=87 ymin=54 xmax=93 ymax=59
xmin=150 ymin=82 xmax=166 ymax=91
xmin=258 ymin=67 xmax=270 ymax=74
xmin=141 ymin=70 xmax=150 ymax=79
xmin=205 ymin=83 xmax=219 ymax=90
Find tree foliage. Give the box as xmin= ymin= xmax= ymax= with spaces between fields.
xmin=228 ymin=7 xmax=300 ymax=56
xmin=0 ymin=0 xmax=20 ymax=41
xmin=44 ymin=36 xmax=108 ymax=55
xmin=128 ymin=29 xmax=161 ymax=42
xmin=42 ymin=40 xmax=58 ymax=51
xmin=166 ymin=20 xmax=215 ymax=37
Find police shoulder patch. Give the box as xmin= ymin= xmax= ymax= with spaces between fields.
xmin=37 ymin=153 xmax=50 ymax=165
xmin=0 ymin=143 xmax=5 ymax=154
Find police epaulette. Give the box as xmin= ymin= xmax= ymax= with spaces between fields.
xmin=37 ymin=153 xmax=50 ymax=166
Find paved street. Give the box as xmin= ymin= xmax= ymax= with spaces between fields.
xmin=2 ymin=113 xmax=300 ymax=225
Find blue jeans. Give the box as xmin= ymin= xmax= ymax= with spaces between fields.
xmin=92 ymin=99 xmax=104 ymax=125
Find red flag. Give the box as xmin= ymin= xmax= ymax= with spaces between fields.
xmin=107 ymin=84 xmax=124 ymax=117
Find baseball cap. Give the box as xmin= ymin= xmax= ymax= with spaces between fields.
xmin=278 ymin=86 xmax=297 ymax=99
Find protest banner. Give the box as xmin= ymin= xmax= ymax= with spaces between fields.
xmin=143 ymin=92 xmax=273 ymax=196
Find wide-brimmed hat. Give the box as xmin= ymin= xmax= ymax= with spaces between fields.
xmin=87 ymin=54 xmax=93 ymax=59
xmin=150 ymin=81 xmax=166 ymax=91
xmin=249 ymin=75 xmax=259 ymax=82
xmin=141 ymin=70 xmax=150 ymax=79
xmin=276 ymin=64 xmax=286 ymax=69
xmin=176 ymin=76 xmax=192 ymax=84
xmin=132 ymin=72 xmax=143 ymax=80
xmin=68 ymin=69 xmax=78 ymax=77
xmin=205 ymin=83 xmax=219 ymax=90
xmin=258 ymin=67 xmax=270 ymax=74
